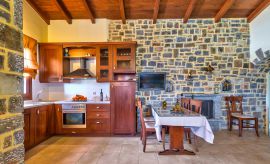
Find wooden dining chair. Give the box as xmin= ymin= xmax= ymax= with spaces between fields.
xmin=185 ymin=99 xmax=203 ymax=152
xmin=225 ymin=96 xmax=259 ymax=137
xmin=137 ymin=98 xmax=165 ymax=152
xmin=181 ymin=98 xmax=190 ymax=110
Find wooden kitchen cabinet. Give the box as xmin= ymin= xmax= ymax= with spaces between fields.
xmin=23 ymin=107 xmax=36 ymax=150
xmin=35 ymin=105 xmax=53 ymax=144
xmin=110 ymin=82 xmax=136 ymax=135
xmin=54 ymin=104 xmax=63 ymax=134
xmin=87 ymin=104 xmax=111 ymax=134
xmin=96 ymin=46 xmax=112 ymax=82
xmin=112 ymin=44 xmax=136 ymax=73
xmin=39 ymin=43 xmax=64 ymax=83
xmin=23 ymin=105 xmax=54 ymax=151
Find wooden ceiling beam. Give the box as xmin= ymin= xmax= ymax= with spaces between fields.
xmin=183 ymin=0 xmax=196 ymax=23
xmin=81 ymin=0 xmax=95 ymax=23
xmin=247 ymin=0 xmax=270 ymax=23
xmin=118 ymin=0 xmax=126 ymax=24
xmin=153 ymin=0 xmax=160 ymax=24
xmin=53 ymin=0 xmax=72 ymax=24
xmin=26 ymin=0 xmax=50 ymax=25
xmin=214 ymin=0 xmax=235 ymax=23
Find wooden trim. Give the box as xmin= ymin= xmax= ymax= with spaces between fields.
xmin=23 ymin=76 xmax=32 ymax=100
xmin=26 ymin=0 xmax=50 ymax=25
xmin=214 ymin=0 xmax=235 ymax=22
xmin=81 ymin=0 xmax=95 ymax=23
xmin=153 ymin=0 xmax=160 ymax=24
xmin=183 ymin=0 xmax=196 ymax=23
xmin=53 ymin=0 xmax=72 ymax=24
xmin=118 ymin=0 xmax=126 ymax=24
xmin=247 ymin=0 xmax=270 ymax=23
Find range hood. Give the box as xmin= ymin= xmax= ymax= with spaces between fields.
xmin=64 ymin=58 xmax=95 ymax=79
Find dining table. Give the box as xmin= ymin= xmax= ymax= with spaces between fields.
xmin=152 ymin=107 xmax=214 ymax=155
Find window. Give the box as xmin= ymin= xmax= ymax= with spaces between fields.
xmin=23 ymin=76 xmax=32 ymax=100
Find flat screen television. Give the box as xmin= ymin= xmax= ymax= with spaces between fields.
xmin=138 ymin=72 xmax=166 ymax=90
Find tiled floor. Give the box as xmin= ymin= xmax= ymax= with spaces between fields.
xmin=25 ymin=130 xmax=270 ymax=164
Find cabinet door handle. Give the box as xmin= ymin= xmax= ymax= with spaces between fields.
xmin=96 ymin=114 xmax=100 ymax=117
xmin=58 ymin=108 xmax=60 ymax=112
xmin=71 ymin=131 xmax=76 ymax=134
xmin=96 ymin=121 xmax=101 ymax=124
xmin=113 ymin=66 xmax=115 ymax=69
xmin=37 ymin=109 xmax=40 ymax=115
xmin=96 ymin=106 xmax=100 ymax=109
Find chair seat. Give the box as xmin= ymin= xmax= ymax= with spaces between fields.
xmin=231 ymin=113 xmax=256 ymax=119
xmin=144 ymin=117 xmax=155 ymax=122
xmin=145 ymin=122 xmax=156 ymax=131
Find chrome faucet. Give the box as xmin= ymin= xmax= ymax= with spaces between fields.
xmin=35 ymin=90 xmax=44 ymax=101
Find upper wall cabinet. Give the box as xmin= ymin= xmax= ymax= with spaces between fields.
xmin=112 ymin=44 xmax=136 ymax=73
xmin=96 ymin=46 xmax=112 ymax=82
xmin=39 ymin=43 xmax=64 ymax=83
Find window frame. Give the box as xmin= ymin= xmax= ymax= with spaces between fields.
xmin=23 ymin=76 xmax=32 ymax=100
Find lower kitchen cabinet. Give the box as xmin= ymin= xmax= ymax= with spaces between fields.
xmin=87 ymin=104 xmax=111 ymax=134
xmin=23 ymin=105 xmax=54 ymax=151
xmin=24 ymin=108 xmax=36 ymax=150
xmin=110 ymin=82 xmax=136 ymax=135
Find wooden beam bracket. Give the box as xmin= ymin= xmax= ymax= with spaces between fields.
xmin=153 ymin=0 xmax=160 ymax=24
xmin=248 ymin=0 xmax=270 ymax=23
xmin=118 ymin=0 xmax=126 ymax=24
xmin=26 ymin=0 xmax=50 ymax=25
xmin=183 ymin=0 xmax=196 ymax=23
xmin=81 ymin=0 xmax=95 ymax=23
xmin=53 ymin=0 xmax=72 ymax=24
xmin=215 ymin=0 xmax=235 ymax=23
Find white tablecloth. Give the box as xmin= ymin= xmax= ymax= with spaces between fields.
xmin=152 ymin=109 xmax=214 ymax=144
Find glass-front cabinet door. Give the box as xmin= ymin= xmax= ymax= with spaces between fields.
xmin=113 ymin=45 xmax=135 ymax=73
xmin=96 ymin=46 xmax=112 ymax=82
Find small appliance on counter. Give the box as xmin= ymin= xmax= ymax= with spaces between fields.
xmin=72 ymin=94 xmax=87 ymax=102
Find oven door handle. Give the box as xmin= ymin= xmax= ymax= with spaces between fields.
xmin=62 ymin=110 xmax=86 ymax=113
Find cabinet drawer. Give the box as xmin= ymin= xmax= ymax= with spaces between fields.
xmin=87 ymin=111 xmax=110 ymax=119
xmin=87 ymin=104 xmax=110 ymax=112
xmin=88 ymin=119 xmax=110 ymax=133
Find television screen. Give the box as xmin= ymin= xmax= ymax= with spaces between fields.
xmin=139 ymin=72 xmax=166 ymax=90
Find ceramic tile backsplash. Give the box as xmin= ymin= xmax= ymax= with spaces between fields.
xmin=47 ymin=79 xmax=110 ymax=101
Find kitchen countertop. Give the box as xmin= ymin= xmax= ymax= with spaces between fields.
xmin=24 ymin=100 xmax=110 ymax=109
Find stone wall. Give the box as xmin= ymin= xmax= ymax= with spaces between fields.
xmin=0 ymin=0 xmax=24 ymax=163
xmin=109 ymin=19 xmax=267 ymax=131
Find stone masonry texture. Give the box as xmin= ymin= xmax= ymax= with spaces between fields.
xmin=109 ymin=19 xmax=267 ymax=132
xmin=0 ymin=0 xmax=24 ymax=163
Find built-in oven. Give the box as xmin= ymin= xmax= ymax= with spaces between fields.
xmin=62 ymin=104 xmax=86 ymax=128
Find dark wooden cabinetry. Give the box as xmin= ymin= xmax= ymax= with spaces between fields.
xmin=23 ymin=105 xmax=54 ymax=151
xmin=39 ymin=43 xmax=63 ymax=83
xmin=112 ymin=44 xmax=136 ymax=73
xmin=38 ymin=42 xmax=136 ymax=83
xmin=96 ymin=46 xmax=112 ymax=82
xmin=24 ymin=108 xmax=36 ymax=150
xmin=54 ymin=104 xmax=62 ymax=134
xmin=87 ymin=104 xmax=111 ymax=134
xmin=110 ymin=82 xmax=136 ymax=135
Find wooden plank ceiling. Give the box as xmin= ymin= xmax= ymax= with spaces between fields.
xmin=26 ymin=0 xmax=270 ymax=24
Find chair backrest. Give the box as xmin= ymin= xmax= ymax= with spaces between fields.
xmin=181 ymin=98 xmax=190 ymax=110
xmin=189 ymin=99 xmax=203 ymax=114
xmin=224 ymin=96 xmax=243 ymax=114
xmin=136 ymin=98 xmax=146 ymax=130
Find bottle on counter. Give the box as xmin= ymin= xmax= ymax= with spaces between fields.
xmin=100 ymin=89 xmax=103 ymax=101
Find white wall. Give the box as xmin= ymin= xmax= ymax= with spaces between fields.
xmin=48 ymin=19 xmax=110 ymax=42
xmin=250 ymin=6 xmax=270 ymax=61
xmin=23 ymin=0 xmax=48 ymax=42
